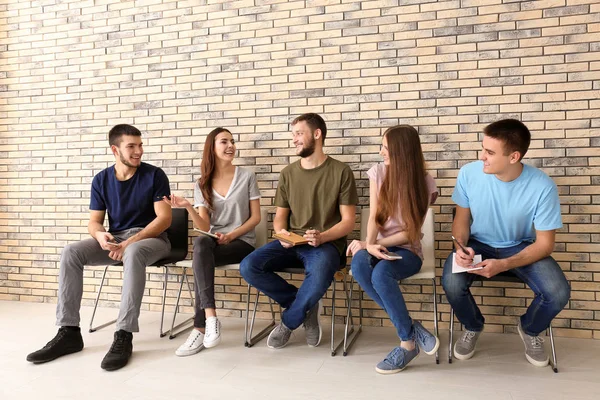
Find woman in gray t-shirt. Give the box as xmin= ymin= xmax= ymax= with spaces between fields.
xmin=163 ymin=127 xmax=261 ymax=357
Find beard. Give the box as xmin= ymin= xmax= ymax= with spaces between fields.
xmin=297 ymin=136 xmax=316 ymax=158
xmin=118 ymin=151 xmax=140 ymax=168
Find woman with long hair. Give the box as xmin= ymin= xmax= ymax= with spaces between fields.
xmin=347 ymin=125 xmax=439 ymax=374
xmin=163 ymin=127 xmax=261 ymax=356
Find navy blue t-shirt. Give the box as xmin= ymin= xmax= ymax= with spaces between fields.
xmin=90 ymin=162 xmax=171 ymax=233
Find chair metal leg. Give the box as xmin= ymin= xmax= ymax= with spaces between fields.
xmin=89 ymin=265 xmax=117 ymax=333
xmin=245 ymin=284 xmax=276 ymax=347
xmin=432 ymin=277 xmax=439 ymax=364
xmin=449 ymin=307 xmax=454 ymax=364
xmin=167 ymin=267 xmax=194 ymax=339
xmin=330 ymin=277 xmax=337 ymax=356
xmin=343 ymin=276 xmax=361 ymax=356
xmin=159 ymin=266 xmax=169 ymax=338
xmin=548 ymin=323 xmax=558 ymax=373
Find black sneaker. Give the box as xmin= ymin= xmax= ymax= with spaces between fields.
xmin=26 ymin=326 xmax=84 ymax=364
xmin=101 ymin=330 xmax=133 ymax=371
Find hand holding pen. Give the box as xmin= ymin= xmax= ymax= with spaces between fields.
xmin=452 ymin=235 xmax=476 ymax=267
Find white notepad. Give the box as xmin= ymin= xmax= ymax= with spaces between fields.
xmin=452 ymin=253 xmax=483 ymax=274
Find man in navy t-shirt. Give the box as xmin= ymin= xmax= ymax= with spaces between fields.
xmin=27 ymin=124 xmax=172 ymax=371
xmin=442 ymin=119 xmax=570 ymax=369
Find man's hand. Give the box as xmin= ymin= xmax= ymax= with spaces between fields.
xmin=346 ymin=240 xmax=366 ymax=256
xmin=455 ymin=245 xmax=475 ymax=267
xmin=304 ymin=229 xmax=321 ymax=247
xmin=366 ymin=244 xmax=389 ymax=260
xmin=277 ymin=229 xmax=294 ymax=248
xmin=468 ymin=258 xmax=508 ymax=278
xmin=95 ymin=231 xmax=117 ymax=251
xmin=216 ymin=232 xmax=233 ymax=246
xmin=108 ymin=240 xmax=129 ymax=262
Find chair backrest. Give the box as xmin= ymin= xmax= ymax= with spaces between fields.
xmin=166 ymin=207 xmax=189 ymax=261
xmin=255 ymin=208 xmax=269 ymax=248
xmin=360 ymin=207 xmax=435 ymax=279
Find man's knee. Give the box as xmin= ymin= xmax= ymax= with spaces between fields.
xmin=239 ymin=251 xmax=257 ymax=281
xmin=441 ymin=254 xmax=466 ymax=298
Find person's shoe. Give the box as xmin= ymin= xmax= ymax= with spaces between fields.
xmin=375 ymin=346 xmax=420 ymax=374
xmin=203 ymin=317 xmax=221 ymax=349
xmin=26 ymin=326 xmax=84 ymax=364
xmin=412 ymin=321 xmax=440 ymax=355
xmin=175 ymin=329 xmax=205 ymax=357
xmin=303 ymin=301 xmax=322 ymax=347
xmin=267 ymin=323 xmax=292 ymax=349
xmin=454 ymin=329 xmax=482 ymax=360
xmin=101 ymin=330 xmax=133 ymax=371
xmin=518 ymin=322 xmax=549 ymax=367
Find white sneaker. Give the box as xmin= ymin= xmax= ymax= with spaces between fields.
xmin=203 ymin=317 xmax=221 ymax=348
xmin=175 ymin=329 xmax=204 ymax=357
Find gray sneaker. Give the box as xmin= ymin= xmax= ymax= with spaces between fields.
xmin=267 ymin=323 xmax=292 ymax=349
xmin=303 ymin=301 xmax=322 ymax=347
xmin=454 ymin=329 xmax=482 ymax=360
xmin=518 ymin=322 xmax=549 ymax=367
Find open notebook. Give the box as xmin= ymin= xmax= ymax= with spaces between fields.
xmin=452 ymin=253 xmax=483 ymax=273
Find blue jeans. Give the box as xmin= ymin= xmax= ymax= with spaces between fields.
xmin=351 ymin=247 xmax=422 ymax=341
xmin=240 ymin=240 xmax=341 ymax=330
xmin=442 ymin=239 xmax=570 ymax=336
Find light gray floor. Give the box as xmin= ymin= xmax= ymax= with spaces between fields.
xmin=1 ymin=300 xmax=599 ymax=400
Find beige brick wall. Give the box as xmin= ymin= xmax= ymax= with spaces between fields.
xmin=1 ymin=0 xmax=600 ymax=339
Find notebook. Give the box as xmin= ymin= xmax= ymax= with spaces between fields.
xmin=273 ymin=231 xmax=310 ymax=246
xmin=193 ymin=228 xmax=218 ymax=240
xmin=451 ymin=253 xmax=483 ymax=274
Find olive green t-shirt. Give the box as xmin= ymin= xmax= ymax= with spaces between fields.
xmin=274 ymin=156 xmax=358 ymax=255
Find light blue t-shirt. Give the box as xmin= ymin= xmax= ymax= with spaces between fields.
xmin=452 ymin=161 xmax=562 ymax=248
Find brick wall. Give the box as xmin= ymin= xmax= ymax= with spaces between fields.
xmin=1 ymin=0 xmax=600 ymax=339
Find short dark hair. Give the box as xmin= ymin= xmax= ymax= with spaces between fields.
xmin=108 ymin=124 xmax=142 ymax=147
xmin=291 ymin=113 xmax=327 ymax=144
xmin=483 ymin=119 xmax=531 ymax=161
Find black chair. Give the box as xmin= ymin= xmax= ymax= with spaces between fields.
xmin=244 ymin=251 xmax=353 ymax=356
xmin=447 ymin=207 xmax=558 ymax=372
xmin=89 ymin=208 xmax=190 ymax=338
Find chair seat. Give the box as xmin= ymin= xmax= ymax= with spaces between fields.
xmin=150 ymin=249 xmax=187 ymax=267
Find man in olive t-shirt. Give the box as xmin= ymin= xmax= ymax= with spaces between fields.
xmin=241 ymin=113 xmax=357 ymax=349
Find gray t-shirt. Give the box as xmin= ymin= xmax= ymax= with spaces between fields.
xmin=194 ymin=167 xmax=261 ymax=247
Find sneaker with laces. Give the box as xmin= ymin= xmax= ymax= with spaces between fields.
xmin=267 ymin=323 xmax=292 ymax=349
xmin=175 ymin=329 xmax=205 ymax=357
xmin=454 ymin=329 xmax=482 ymax=360
xmin=101 ymin=330 xmax=133 ymax=371
xmin=26 ymin=326 xmax=84 ymax=364
xmin=375 ymin=345 xmax=420 ymax=374
xmin=203 ymin=317 xmax=221 ymax=349
xmin=517 ymin=322 xmax=549 ymax=367
xmin=303 ymin=301 xmax=322 ymax=347
xmin=412 ymin=321 xmax=440 ymax=355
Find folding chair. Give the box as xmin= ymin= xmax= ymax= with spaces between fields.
xmin=244 ymin=250 xmax=352 ymax=357
xmin=343 ymin=207 xmax=439 ymax=364
xmin=166 ymin=209 xmax=269 ymax=339
xmin=88 ymin=208 xmax=189 ymax=338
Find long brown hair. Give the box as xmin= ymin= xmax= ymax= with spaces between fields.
xmin=198 ymin=127 xmax=232 ymax=211
xmin=375 ymin=125 xmax=429 ymax=244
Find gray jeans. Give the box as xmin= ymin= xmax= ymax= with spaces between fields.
xmin=55 ymin=228 xmax=171 ymax=332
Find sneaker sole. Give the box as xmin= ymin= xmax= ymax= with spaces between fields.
xmin=175 ymin=344 xmax=205 ymax=357
xmin=423 ymin=335 xmax=440 ymax=356
xmin=28 ymin=347 xmax=83 ymax=364
xmin=517 ymin=324 xmax=549 ymax=367
xmin=307 ymin=301 xmax=323 ymax=348
xmin=453 ymin=341 xmax=475 ymax=360
xmin=101 ymin=362 xmax=129 ymax=372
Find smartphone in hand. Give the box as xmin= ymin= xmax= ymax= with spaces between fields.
xmin=384 ymin=252 xmax=403 ymax=260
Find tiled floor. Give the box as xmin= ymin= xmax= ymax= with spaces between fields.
xmin=2 ymin=300 xmax=599 ymax=400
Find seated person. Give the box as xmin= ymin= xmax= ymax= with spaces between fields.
xmin=163 ymin=127 xmax=261 ymax=356
xmin=240 ymin=113 xmax=357 ymax=349
xmin=27 ymin=124 xmax=172 ymax=371
xmin=347 ymin=125 xmax=440 ymax=374
xmin=442 ymin=119 xmax=570 ymax=367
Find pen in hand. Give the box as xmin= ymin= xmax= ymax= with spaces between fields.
xmin=451 ymin=235 xmax=474 ymax=265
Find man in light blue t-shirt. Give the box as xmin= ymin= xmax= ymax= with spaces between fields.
xmin=442 ymin=119 xmax=570 ymax=369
